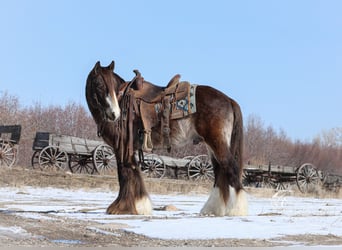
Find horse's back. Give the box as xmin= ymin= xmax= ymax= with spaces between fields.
xmin=195 ymin=85 xmax=241 ymax=118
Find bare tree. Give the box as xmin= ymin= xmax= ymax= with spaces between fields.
xmin=1 ymin=92 xmax=340 ymax=174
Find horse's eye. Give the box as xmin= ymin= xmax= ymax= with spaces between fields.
xmin=95 ymin=81 xmax=105 ymax=92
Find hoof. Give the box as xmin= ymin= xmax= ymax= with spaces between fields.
xmin=106 ymin=196 xmax=152 ymax=215
xmin=106 ymin=201 xmax=137 ymax=215
xmin=200 ymin=186 xmax=248 ymax=216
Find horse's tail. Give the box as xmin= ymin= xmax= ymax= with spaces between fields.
xmin=230 ymin=99 xmax=244 ymax=181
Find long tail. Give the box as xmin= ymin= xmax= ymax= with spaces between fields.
xmin=230 ymin=99 xmax=244 ymax=182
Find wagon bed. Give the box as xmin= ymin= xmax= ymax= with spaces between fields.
xmin=32 ymin=132 xmax=103 ymax=155
xmin=243 ymin=162 xmax=341 ymax=193
xmin=141 ymin=154 xmax=214 ymax=180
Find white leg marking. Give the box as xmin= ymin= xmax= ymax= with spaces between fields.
xmin=200 ymin=186 xmax=248 ymax=216
xmin=135 ymin=195 xmax=153 ymax=215
xmin=226 ymin=186 xmax=248 ymax=216
xmin=200 ymin=187 xmax=226 ymax=216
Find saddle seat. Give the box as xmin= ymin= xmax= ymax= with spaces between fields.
xmin=132 ymin=72 xmax=181 ymax=103
xmin=129 ymin=71 xmax=191 ymax=153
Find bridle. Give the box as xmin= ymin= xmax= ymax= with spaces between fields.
xmin=95 ymin=72 xmax=138 ymax=137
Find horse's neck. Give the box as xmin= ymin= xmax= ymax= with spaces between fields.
xmin=100 ymin=121 xmax=119 ymax=148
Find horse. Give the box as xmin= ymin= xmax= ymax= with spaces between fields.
xmin=85 ymin=60 xmax=248 ymax=216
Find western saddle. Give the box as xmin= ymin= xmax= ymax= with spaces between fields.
xmin=127 ymin=70 xmax=196 ymax=153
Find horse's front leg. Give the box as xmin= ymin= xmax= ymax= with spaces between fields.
xmin=106 ymin=157 xmax=152 ymax=215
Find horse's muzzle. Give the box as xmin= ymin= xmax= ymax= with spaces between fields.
xmin=105 ymin=108 xmax=119 ymax=122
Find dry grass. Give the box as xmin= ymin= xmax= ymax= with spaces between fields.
xmin=0 ymin=166 xmax=212 ymax=195
xmin=246 ymin=185 xmax=341 ymax=199
xmin=1 ymin=166 xmax=340 ymax=198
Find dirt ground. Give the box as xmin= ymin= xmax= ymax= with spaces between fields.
xmin=0 ymin=166 xmax=341 ymax=247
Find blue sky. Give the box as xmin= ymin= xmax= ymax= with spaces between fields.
xmin=1 ymin=0 xmax=341 ymax=141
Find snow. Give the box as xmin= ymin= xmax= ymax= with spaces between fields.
xmin=0 ymin=226 xmax=32 ymax=239
xmin=0 ymin=186 xmax=341 ymax=243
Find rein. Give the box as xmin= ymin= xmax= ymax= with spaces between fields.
xmin=116 ymin=73 xmax=142 ymax=165
xmin=118 ymin=72 xmax=138 ymax=102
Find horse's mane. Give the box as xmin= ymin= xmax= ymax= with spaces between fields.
xmin=113 ymin=72 xmax=126 ymax=85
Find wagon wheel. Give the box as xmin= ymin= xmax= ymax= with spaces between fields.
xmin=31 ymin=151 xmax=40 ymax=169
xmin=38 ymin=146 xmax=68 ymax=171
xmin=188 ymin=154 xmax=214 ymax=181
xmin=142 ymin=154 xmax=166 ymax=178
xmin=242 ymin=170 xmax=250 ymax=187
xmin=262 ymin=176 xmax=277 ymax=189
xmin=69 ymin=154 xmax=94 ymax=174
xmin=275 ymin=182 xmax=290 ymax=191
xmin=296 ymin=163 xmax=321 ymax=193
xmin=0 ymin=139 xmax=16 ymax=168
xmin=93 ymin=144 xmax=116 ymax=174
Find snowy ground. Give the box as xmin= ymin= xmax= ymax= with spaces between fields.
xmin=0 ymin=186 xmax=341 ymax=246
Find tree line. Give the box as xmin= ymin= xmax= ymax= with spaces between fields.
xmin=1 ymin=91 xmax=341 ymax=174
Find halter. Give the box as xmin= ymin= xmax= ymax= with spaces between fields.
xmin=96 ymin=72 xmax=138 ymax=137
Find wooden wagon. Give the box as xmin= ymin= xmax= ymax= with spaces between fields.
xmin=31 ymin=132 xmax=116 ymax=174
xmin=141 ymin=154 xmax=214 ymax=181
xmin=322 ymin=172 xmax=341 ymax=193
xmin=243 ymin=162 xmax=341 ymax=193
xmin=0 ymin=125 xmax=21 ymax=168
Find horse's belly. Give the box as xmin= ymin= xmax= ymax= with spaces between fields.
xmin=170 ymin=118 xmax=198 ymax=147
xmin=150 ymin=117 xmax=198 ymax=149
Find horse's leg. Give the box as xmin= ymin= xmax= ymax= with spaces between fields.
xmin=106 ymin=159 xmax=152 ymax=215
xmin=200 ymin=152 xmax=248 ymax=216
xmin=198 ymin=111 xmax=248 ymax=216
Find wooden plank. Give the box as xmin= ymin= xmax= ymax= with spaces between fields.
xmin=158 ymin=155 xmax=190 ymax=167
xmin=244 ymin=164 xmax=296 ymax=173
xmin=49 ymin=134 xmax=104 ymax=155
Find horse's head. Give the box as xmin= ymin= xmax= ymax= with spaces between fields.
xmin=86 ymin=61 xmax=125 ymax=123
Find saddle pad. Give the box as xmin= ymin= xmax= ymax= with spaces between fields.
xmin=154 ymin=83 xmax=197 ymax=120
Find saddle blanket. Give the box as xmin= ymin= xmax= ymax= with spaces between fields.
xmin=154 ymin=83 xmax=197 ymax=120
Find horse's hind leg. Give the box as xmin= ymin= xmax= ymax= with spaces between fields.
xmin=200 ymin=152 xmax=248 ymax=216
xmin=201 ymin=156 xmax=248 ymax=216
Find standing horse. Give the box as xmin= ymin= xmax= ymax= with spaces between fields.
xmin=85 ymin=61 xmax=248 ymax=216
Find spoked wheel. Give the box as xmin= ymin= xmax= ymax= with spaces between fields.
xmin=142 ymin=154 xmax=166 ymax=178
xmin=242 ymin=171 xmax=250 ymax=187
xmin=93 ymin=144 xmax=116 ymax=174
xmin=296 ymin=163 xmax=321 ymax=193
xmin=38 ymin=146 xmax=68 ymax=171
xmin=188 ymin=154 xmax=214 ymax=181
xmin=68 ymin=154 xmax=94 ymax=174
xmin=31 ymin=151 xmax=40 ymax=169
xmin=262 ymin=176 xmax=277 ymax=189
xmin=275 ymin=182 xmax=289 ymax=191
xmin=0 ymin=139 xmax=16 ymax=168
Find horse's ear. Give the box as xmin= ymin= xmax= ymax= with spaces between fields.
xmin=108 ymin=61 xmax=115 ymax=71
xmin=94 ymin=61 xmax=101 ymax=74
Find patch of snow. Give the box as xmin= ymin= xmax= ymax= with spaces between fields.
xmin=1 ymin=186 xmax=341 ymax=243
xmin=0 ymin=226 xmax=32 ymax=239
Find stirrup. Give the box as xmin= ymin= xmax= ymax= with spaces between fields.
xmin=142 ymin=130 xmax=153 ymax=153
